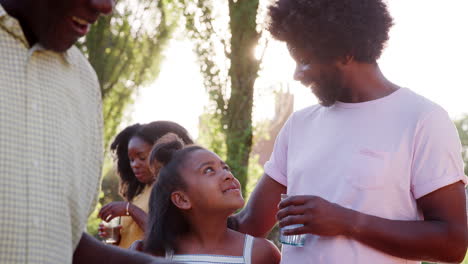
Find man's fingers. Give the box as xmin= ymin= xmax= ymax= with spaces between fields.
xmin=279 ymin=195 xmax=317 ymax=209
xmin=282 ymin=224 xmax=308 ymax=236
xmin=278 ymin=214 xmax=306 ymax=228
xmin=277 ymin=204 xmax=307 ymax=220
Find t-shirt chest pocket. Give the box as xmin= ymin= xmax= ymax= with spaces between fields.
xmin=345 ymin=148 xmax=389 ymax=190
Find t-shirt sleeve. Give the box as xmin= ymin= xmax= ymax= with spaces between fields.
xmin=411 ymin=107 xmax=467 ymax=199
xmin=264 ymin=115 xmax=293 ymax=187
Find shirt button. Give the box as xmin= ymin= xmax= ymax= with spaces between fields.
xmin=32 ymin=104 xmax=39 ymax=111
xmin=33 ymin=160 xmax=39 ymax=167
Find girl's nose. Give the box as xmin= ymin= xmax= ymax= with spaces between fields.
xmin=223 ymin=171 xmax=235 ymax=181
xmin=131 ymin=160 xmax=140 ymax=169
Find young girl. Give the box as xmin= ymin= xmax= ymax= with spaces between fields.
xmin=142 ymin=140 xmax=281 ymax=263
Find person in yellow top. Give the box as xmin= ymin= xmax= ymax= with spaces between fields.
xmin=98 ymin=121 xmax=193 ymax=248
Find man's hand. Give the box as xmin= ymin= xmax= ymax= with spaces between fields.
xmin=277 ymin=195 xmax=353 ymax=237
xmin=277 ymin=182 xmax=468 ymax=263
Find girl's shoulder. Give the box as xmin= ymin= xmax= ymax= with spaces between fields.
xmin=250 ymin=236 xmax=281 ymax=264
xmin=228 ymin=230 xmax=281 ymax=264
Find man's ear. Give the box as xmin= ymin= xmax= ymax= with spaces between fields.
xmin=171 ymin=191 xmax=192 ymax=210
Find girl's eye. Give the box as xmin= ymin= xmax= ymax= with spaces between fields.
xmin=204 ymin=167 xmax=214 ymax=174
xmin=300 ymin=63 xmax=311 ymax=71
xmin=223 ymin=165 xmax=231 ymax=171
xmin=299 ymin=58 xmax=311 ymax=66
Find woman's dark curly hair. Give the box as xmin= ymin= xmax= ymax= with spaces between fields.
xmin=144 ymin=141 xmax=203 ymax=255
xmin=110 ymin=121 xmax=193 ymax=202
xmin=268 ymin=0 xmax=394 ymax=63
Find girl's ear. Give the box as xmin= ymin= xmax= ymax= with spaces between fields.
xmin=171 ymin=191 xmax=192 ymax=210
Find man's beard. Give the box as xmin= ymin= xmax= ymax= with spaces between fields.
xmin=309 ymin=66 xmax=344 ymax=107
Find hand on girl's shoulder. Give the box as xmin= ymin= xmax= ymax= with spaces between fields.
xmin=252 ymin=237 xmax=281 ymax=264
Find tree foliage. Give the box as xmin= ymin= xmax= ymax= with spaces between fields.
xmin=77 ymin=0 xmax=180 ymax=147
xmin=183 ymin=0 xmax=262 ymax=197
xmin=81 ymin=0 xmax=181 ymax=236
xmin=454 ymin=115 xmax=468 ymax=176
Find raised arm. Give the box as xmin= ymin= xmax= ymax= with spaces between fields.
xmin=229 ymin=173 xmax=286 ymax=237
xmin=99 ymin=201 xmax=148 ymax=231
xmin=128 ymin=203 xmax=148 ymax=231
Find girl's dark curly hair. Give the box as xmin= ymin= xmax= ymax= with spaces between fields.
xmin=268 ymin=0 xmax=393 ymax=63
xmin=110 ymin=121 xmax=193 ymax=202
xmin=144 ymin=141 xmax=204 ymax=255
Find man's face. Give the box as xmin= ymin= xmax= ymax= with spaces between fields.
xmin=27 ymin=0 xmax=114 ymax=52
xmin=288 ymin=45 xmax=345 ymax=106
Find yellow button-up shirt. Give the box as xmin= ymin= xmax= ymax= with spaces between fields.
xmin=0 ymin=4 xmax=103 ymax=264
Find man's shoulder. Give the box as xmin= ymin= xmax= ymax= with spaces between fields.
xmin=67 ymin=46 xmax=99 ymax=85
xmin=397 ymin=88 xmax=446 ymax=121
xmin=66 ymin=46 xmax=102 ymax=101
xmin=290 ymin=104 xmax=323 ymax=121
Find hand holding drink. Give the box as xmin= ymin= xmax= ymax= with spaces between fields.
xmin=278 ymin=194 xmax=307 ymax=246
xmin=99 ymin=216 xmax=122 ymax=245
xmin=277 ymin=194 xmax=354 ymax=243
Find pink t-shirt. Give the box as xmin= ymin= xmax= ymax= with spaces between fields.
xmin=265 ymin=88 xmax=467 ymax=264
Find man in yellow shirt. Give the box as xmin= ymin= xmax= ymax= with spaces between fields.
xmin=0 ymin=0 xmax=171 ymax=263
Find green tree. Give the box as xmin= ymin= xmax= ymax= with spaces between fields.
xmin=454 ymin=115 xmax=468 ymax=176
xmin=183 ymin=0 xmax=263 ymax=197
xmin=452 ymin=115 xmax=468 ymax=263
xmin=80 ymin=0 xmax=181 ymax=236
xmin=77 ymin=0 xmax=180 ymax=148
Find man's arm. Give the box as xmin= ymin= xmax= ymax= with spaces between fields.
xmin=229 ymin=174 xmax=286 ymax=237
xmin=278 ymin=181 xmax=468 ymax=263
xmin=351 ymin=181 xmax=467 ymax=262
xmin=73 ymin=233 xmax=173 ymax=264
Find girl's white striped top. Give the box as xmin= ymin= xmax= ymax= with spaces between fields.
xmin=165 ymin=234 xmax=254 ymax=264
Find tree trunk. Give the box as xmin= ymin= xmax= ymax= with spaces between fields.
xmin=225 ymin=0 xmax=260 ymax=197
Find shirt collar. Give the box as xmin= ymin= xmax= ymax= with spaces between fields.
xmin=0 ymin=3 xmax=28 ymax=47
xmin=0 ymin=4 xmax=72 ymax=65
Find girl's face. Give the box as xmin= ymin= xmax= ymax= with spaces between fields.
xmin=128 ymin=136 xmax=154 ymax=184
xmin=179 ymin=149 xmax=244 ymax=213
